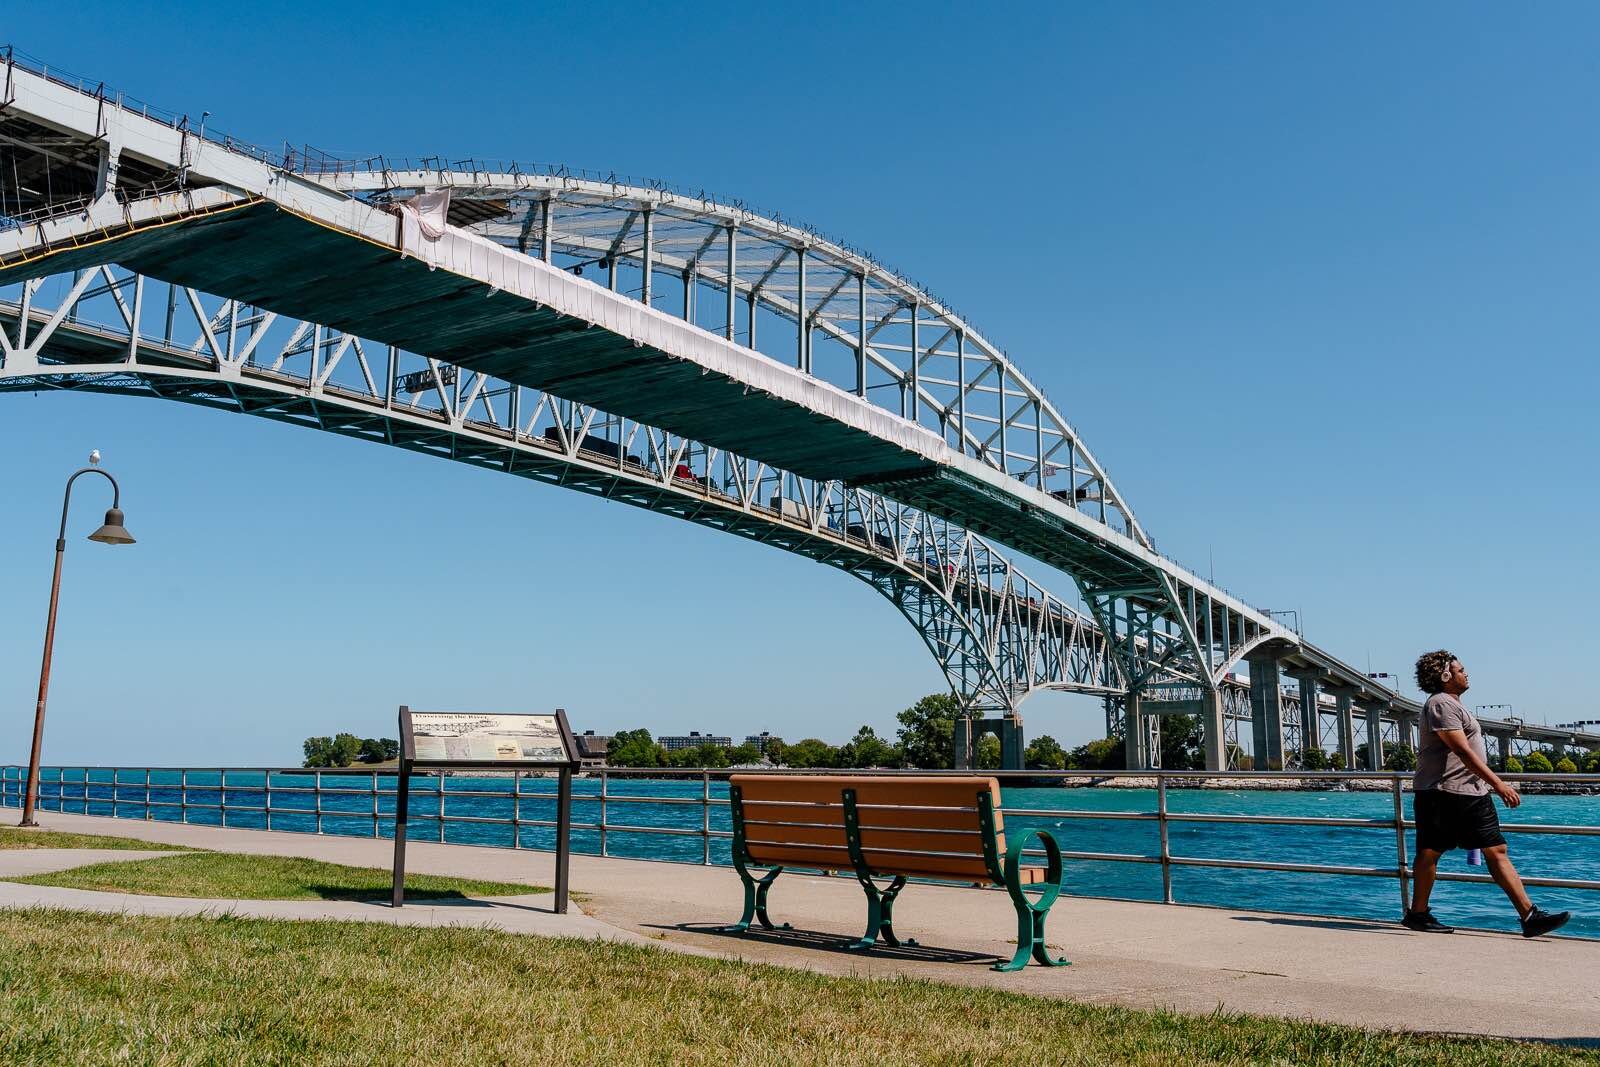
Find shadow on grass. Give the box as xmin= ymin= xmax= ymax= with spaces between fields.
xmin=306 ymin=885 xmax=472 ymax=902
xmin=661 ymin=921 xmax=1001 ymax=966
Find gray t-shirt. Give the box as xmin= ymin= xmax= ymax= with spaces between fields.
xmin=1414 ymin=693 xmax=1489 ymax=795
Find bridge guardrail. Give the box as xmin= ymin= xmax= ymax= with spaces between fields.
xmin=2 ymin=765 xmax=1596 ymax=929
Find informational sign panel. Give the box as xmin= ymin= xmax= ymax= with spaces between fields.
xmin=405 ymin=711 xmax=572 ymax=764
xmin=392 ymin=705 xmax=577 ymax=914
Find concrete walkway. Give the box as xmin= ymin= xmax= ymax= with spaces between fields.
xmin=8 ymin=811 xmax=1598 ymax=1043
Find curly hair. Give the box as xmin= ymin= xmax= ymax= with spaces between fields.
xmin=1415 ymin=649 xmax=1458 ymax=695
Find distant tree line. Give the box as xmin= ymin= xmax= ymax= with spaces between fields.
xmin=1500 ymin=749 xmax=1600 ymax=775
xmin=302 ymin=734 xmax=399 ymax=768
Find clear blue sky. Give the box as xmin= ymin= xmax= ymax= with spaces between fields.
xmin=3 ymin=2 xmax=1597 ymax=765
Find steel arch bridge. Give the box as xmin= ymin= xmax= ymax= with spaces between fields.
xmin=1 ymin=50 xmax=1592 ymax=769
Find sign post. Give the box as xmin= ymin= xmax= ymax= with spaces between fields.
xmin=390 ymin=706 xmax=580 ymax=913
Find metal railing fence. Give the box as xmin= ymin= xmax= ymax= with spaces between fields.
xmin=3 ymin=766 xmax=1598 ymax=918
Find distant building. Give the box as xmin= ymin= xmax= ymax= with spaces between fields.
xmin=660 ymin=731 xmax=732 ymax=751
xmin=744 ymin=732 xmax=778 ymax=754
xmin=575 ymin=731 xmax=611 ymax=767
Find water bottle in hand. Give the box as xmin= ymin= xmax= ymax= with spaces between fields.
xmin=1466 ymin=848 xmax=1483 ymax=866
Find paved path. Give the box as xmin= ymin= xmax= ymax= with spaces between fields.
xmin=7 ymin=811 xmax=1598 ymax=1043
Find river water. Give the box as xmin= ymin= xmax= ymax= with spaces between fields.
xmin=6 ymin=770 xmax=1596 ymax=938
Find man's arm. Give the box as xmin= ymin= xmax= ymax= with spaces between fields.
xmin=1435 ymin=729 xmax=1520 ymax=808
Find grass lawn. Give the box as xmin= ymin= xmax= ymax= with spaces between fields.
xmin=0 ymin=827 xmax=192 ymax=852
xmin=7 ymin=852 xmax=545 ymax=901
xmin=0 ymin=911 xmax=1591 ymax=1066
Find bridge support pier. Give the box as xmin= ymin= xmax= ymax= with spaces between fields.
xmin=1357 ymin=699 xmax=1387 ymax=771
xmin=1124 ymin=693 xmax=1152 ymax=770
xmin=1247 ymin=653 xmax=1285 ymax=770
xmin=1394 ymin=710 xmax=1417 ymax=752
xmin=952 ymin=715 xmax=1025 ymax=771
xmin=1201 ymin=688 xmax=1227 ymax=772
xmin=1286 ymin=670 xmax=1324 ymax=762
xmin=1325 ymin=686 xmax=1357 ymax=769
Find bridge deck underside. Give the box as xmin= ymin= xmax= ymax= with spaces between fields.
xmin=3 ymin=201 xmax=1153 ymax=591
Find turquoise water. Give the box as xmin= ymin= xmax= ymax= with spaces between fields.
xmin=5 ymin=770 xmax=1596 ymax=938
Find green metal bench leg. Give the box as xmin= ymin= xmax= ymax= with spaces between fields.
xmin=848 ymin=873 xmax=909 ymax=950
xmin=723 ymin=865 xmax=784 ymax=934
xmin=985 ymin=815 xmax=1070 ymax=973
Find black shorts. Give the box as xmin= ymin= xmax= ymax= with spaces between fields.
xmin=1413 ymin=789 xmax=1505 ymax=853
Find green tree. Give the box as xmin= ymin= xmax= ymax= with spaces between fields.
xmin=762 ymin=737 xmax=787 ymax=766
xmin=1024 ymin=735 xmax=1067 ymax=771
xmin=783 ymin=738 xmax=837 ymax=769
xmin=725 ymin=743 xmax=762 ymax=766
xmin=1067 ymin=736 xmax=1122 ymax=770
xmin=607 ymin=729 xmax=666 ymax=767
xmin=1296 ymin=747 xmax=1331 ymax=771
xmin=1157 ymin=714 xmax=1205 ymax=770
xmin=1524 ymin=751 xmax=1553 ymax=773
xmin=667 ymin=743 xmax=729 ymax=769
xmin=1384 ymin=744 xmax=1417 ymax=772
xmin=330 ymin=733 xmax=362 ymax=767
xmin=1328 ymin=750 xmax=1347 ymax=771
xmin=1554 ymin=755 xmax=1579 ymax=774
xmin=896 ymin=693 xmax=959 ymax=769
xmin=302 ymin=737 xmax=335 ymax=768
xmin=1504 ymin=754 xmax=1524 ymax=773
xmin=838 ymin=726 xmax=899 ymax=768
xmin=975 ymin=734 xmax=1002 ymax=770
xmin=357 ymin=738 xmax=399 ymax=764
xmin=1584 ymin=750 xmax=1600 ymax=773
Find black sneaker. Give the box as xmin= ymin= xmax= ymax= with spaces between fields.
xmin=1401 ymin=909 xmax=1455 ymax=933
xmin=1520 ymin=907 xmax=1571 ymax=938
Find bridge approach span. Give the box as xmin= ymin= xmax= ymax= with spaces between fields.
xmin=6 ymin=52 xmax=1577 ymax=769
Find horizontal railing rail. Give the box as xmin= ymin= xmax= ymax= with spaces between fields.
xmin=2 ymin=765 xmax=1597 ymax=929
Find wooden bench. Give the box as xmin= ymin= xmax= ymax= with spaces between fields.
xmin=724 ymin=774 xmax=1068 ymax=972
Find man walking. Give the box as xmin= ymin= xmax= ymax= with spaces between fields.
xmin=1401 ymin=650 xmax=1570 ymax=937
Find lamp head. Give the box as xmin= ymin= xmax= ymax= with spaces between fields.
xmin=88 ymin=507 xmax=135 ymax=545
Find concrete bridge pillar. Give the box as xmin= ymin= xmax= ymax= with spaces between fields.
xmin=1125 ymin=693 xmax=1151 ymax=770
xmin=1489 ymin=732 xmax=1512 ymax=767
xmin=1325 ymin=686 xmax=1357 ymax=769
xmin=1357 ymin=699 xmax=1387 ymax=771
xmin=1287 ymin=670 xmax=1323 ymax=760
xmin=1200 ymin=688 xmax=1227 ymax=772
xmin=952 ymin=718 xmax=974 ymax=770
xmin=1394 ymin=711 xmax=1417 ymax=752
xmin=1247 ymin=653 xmax=1285 ymax=770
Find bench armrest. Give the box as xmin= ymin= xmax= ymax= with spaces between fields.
xmin=1004 ymin=826 xmax=1064 ymax=912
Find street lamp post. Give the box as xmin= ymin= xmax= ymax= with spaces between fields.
xmin=19 ymin=454 xmax=135 ymax=828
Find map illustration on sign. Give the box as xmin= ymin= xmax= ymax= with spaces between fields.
xmin=408 ymin=712 xmax=568 ymax=763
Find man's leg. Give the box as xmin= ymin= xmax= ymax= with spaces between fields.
xmin=1483 ymin=844 xmax=1533 ymax=918
xmin=1411 ymin=848 xmax=1443 ymax=912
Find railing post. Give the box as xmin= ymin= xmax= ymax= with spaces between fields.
xmin=1157 ymin=773 xmax=1173 ymax=904
xmin=144 ymin=768 xmax=151 ymax=821
xmin=1391 ymin=774 xmax=1410 ymax=912
xmin=264 ymin=768 xmax=272 ymax=831
xmin=512 ymin=772 xmax=522 ymax=850
xmin=371 ymin=771 xmax=379 ymax=838
xmin=437 ymin=772 xmax=446 ymax=843
xmin=220 ymin=768 xmax=228 ymax=827
xmin=599 ymin=769 xmax=609 ymax=857
xmin=702 ymin=771 xmax=712 ymax=865
xmin=179 ymin=769 xmax=187 ymax=824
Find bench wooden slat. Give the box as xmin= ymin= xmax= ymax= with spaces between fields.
xmin=745 ymin=821 xmax=985 ymax=858
xmin=740 ymin=800 xmax=988 ymax=833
